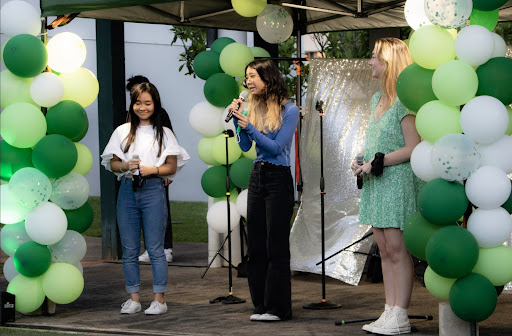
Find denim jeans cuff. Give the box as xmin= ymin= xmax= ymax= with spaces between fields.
xmin=153 ymin=285 xmax=168 ymax=294
xmin=126 ymin=284 xmax=140 ymax=294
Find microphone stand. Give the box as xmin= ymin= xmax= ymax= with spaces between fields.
xmin=204 ymin=130 xmax=245 ymax=305
xmin=304 ymin=100 xmax=341 ymax=310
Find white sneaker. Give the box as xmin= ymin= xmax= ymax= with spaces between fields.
xmin=257 ymin=313 xmax=281 ymax=322
xmin=144 ymin=301 xmax=167 ymax=315
xmin=139 ymin=250 xmax=150 ymax=262
xmin=120 ymin=299 xmax=141 ymax=314
xmin=372 ymin=306 xmax=411 ymax=335
xmin=164 ymin=248 xmax=173 ymax=262
xmin=362 ymin=305 xmax=392 ymax=332
xmin=250 ymin=314 xmax=261 ymax=321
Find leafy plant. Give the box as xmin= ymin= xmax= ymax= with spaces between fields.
xmin=170 ymin=26 xmax=207 ymax=78
xmin=495 ymin=22 xmax=512 ymax=45
xmin=278 ymin=36 xmax=309 ymax=101
xmin=311 ymin=30 xmax=370 ymax=58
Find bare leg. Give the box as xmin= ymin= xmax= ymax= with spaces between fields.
xmin=130 ymin=292 xmax=140 ymax=302
xmin=372 ymin=227 xmax=396 ymax=307
xmin=384 ymin=228 xmax=413 ymax=309
xmin=154 ymin=293 xmax=165 ymax=304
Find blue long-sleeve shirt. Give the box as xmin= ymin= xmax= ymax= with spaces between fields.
xmin=234 ymin=101 xmax=299 ymax=166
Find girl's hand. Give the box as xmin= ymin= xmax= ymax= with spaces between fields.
xmin=360 ymin=159 xmax=374 ymax=175
xmin=233 ymin=109 xmax=249 ymax=129
xmin=229 ymin=98 xmax=243 ymax=114
xmin=351 ymin=160 xmax=363 ymax=176
xmin=138 ymin=165 xmax=157 ymax=177
xmin=128 ymin=158 xmax=141 ymax=173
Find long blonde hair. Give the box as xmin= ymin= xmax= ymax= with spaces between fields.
xmin=246 ymin=59 xmax=288 ymax=133
xmin=373 ymin=37 xmax=412 ymax=110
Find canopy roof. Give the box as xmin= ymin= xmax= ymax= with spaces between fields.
xmin=41 ymin=0 xmax=512 ymax=33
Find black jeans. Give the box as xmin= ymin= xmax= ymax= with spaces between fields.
xmin=247 ymin=161 xmax=294 ymax=320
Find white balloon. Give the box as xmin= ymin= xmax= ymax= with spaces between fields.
xmin=50 ymin=172 xmax=90 ymax=210
xmin=478 ymin=135 xmax=512 ymax=174
xmin=236 ymin=189 xmax=248 ymax=218
xmin=47 ymin=32 xmax=87 ymax=74
xmin=189 ymin=101 xmax=224 ymax=137
xmin=256 ymin=5 xmax=294 ymax=44
xmin=30 ymin=72 xmax=64 ymax=107
xmin=460 ymin=96 xmax=509 ymax=144
xmin=72 ymin=261 xmax=84 ymax=275
xmin=491 ymin=32 xmax=507 ymax=58
xmin=0 ymin=185 xmax=31 ymax=224
xmin=404 ymin=0 xmax=432 ymax=30
xmin=3 ymin=256 xmax=19 ymax=282
xmin=0 ymin=0 xmax=41 ymax=38
xmin=411 ymin=141 xmax=439 ymax=182
xmin=424 ymin=0 xmax=472 ymax=29
xmin=25 ymin=202 xmax=67 ymax=245
xmin=467 ymin=208 xmax=512 ymax=248
xmin=454 ymin=25 xmax=494 ymax=67
xmin=49 ymin=230 xmax=87 ymax=264
xmin=465 ymin=166 xmax=512 ymax=209
xmin=431 ymin=134 xmax=480 ymax=181
xmin=206 ymin=201 xmax=241 ymax=234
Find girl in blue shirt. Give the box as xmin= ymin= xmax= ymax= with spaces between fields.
xmin=231 ymin=59 xmax=299 ymax=322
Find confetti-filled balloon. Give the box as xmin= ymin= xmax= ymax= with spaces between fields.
xmin=431 ymin=133 xmax=480 ymax=182
xmin=50 ymin=172 xmax=90 ymax=210
xmin=404 ymin=0 xmax=432 ymax=30
xmin=256 ymin=5 xmax=294 ymax=44
xmin=8 ymin=167 xmax=52 ymax=209
xmin=424 ymin=0 xmax=472 ymax=29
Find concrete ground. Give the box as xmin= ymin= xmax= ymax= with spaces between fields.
xmin=1 ymin=237 xmax=511 ymax=336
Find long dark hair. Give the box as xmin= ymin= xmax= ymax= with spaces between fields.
xmin=123 ymin=82 xmax=165 ymax=156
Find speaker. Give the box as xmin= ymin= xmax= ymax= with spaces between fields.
xmin=0 ymin=292 xmax=15 ymax=324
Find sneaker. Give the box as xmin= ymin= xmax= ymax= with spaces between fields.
xmin=372 ymin=306 xmax=411 ymax=335
xmin=257 ymin=313 xmax=281 ymax=322
xmin=164 ymin=248 xmax=173 ymax=262
xmin=120 ymin=299 xmax=141 ymax=314
xmin=250 ymin=314 xmax=261 ymax=321
xmin=144 ymin=301 xmax=167 ymax=315
xmin=139 ymin=250 xmax=150 ymax=262
xmin=362 ymin=305 xmax=392 ymax=332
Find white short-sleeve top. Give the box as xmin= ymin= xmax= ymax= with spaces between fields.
xmin=100 ymin=123 xmax=190 ymax=180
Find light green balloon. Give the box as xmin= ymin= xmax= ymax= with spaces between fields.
xmin=232 ymin=0 xmax=266 ymax=17
xmin=416 ymin=100 xmax=462 ymax=143
xmin=506 ymin=106 xmax=512 ymax=136
xmin=250 ymin=46 xmax=271 ymax=58
xmin=473 ymin=246 xmax=512 ymax=286
xmin=0 ymin=102 xmax=47 ymax=148
xmin=197 ymin=137 xmax=221 ymax=166
xmin=60 ymin=68 xmax=99 ymax=108
xmin=242 ymin=141 xmax=257 ymax=160
xmin=409 ymin=25 xmax=455 ymax=70
xmin=42 ymin=263 xmax=84 ymax=304
xmin=424 ymin=266 xmax=456 ymax=299
xmin=7 ymin=274 xmax=45 ymax=313
xmin=211 ymin=133 xmax=242 ymax=165
xmin=0 ymin=185 xmax=31 ymax=224
xmin=0 ymin=70 xmax=38 ymax=109
xmin=432 ymin=60 xmax=478 ymax=106
xmin=237 ymin=77 xmax=249 ymax=95
xmin=219 ymin=43 xmax=254 ymax=78
xmin=72 ymin=143 xmax=93 ymax=176
xmin=214 ymin=188 xmax=239 ymax=203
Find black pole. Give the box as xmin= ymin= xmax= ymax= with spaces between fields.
xmin=303 ymin=101 xmax=341 ymax=310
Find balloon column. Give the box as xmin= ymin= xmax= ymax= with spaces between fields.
xmin=401 ymin=0 xmax=512 ymax=324
xmin=0 ymin=0 xmax=96 ymax=313
xmin=189 ymin=36 xmax=268 ymax=234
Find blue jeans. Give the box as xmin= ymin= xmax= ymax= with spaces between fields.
xmin=247 ymin=161 xmax=294 ymax=320
xmin=117 ymin=176 xmax=168 ymax=294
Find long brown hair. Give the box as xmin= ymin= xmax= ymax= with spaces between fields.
xmin=373 ymin=37 xmax=412 ymax=110
xmin=123 ymin=82 xmax=166 ymax=156
xmin=246 ymin=59 xmax=288 ymax=133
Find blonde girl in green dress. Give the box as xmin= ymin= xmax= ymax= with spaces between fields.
xmin=351 ymin=37 xmax=422 ymax=335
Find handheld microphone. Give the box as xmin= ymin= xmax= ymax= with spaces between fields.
xmin=355 ymin=153 xmax=364 ymax=189
xmin=225 ymin=91 xmax=249 ymax=123
xmin=236 ymin=110 xmax=248 ymax=133
xmin=132 ymin=154 xmax=140 ymax=176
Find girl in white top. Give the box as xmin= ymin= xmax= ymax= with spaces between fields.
xmin=101 ymin=82 xmax=189 ymax=315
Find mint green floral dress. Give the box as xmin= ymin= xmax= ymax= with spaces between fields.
xmin=359 ymin=91 xmax=423 ymax=230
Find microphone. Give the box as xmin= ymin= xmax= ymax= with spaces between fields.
xmin=225 ymin=91 xmax=249 ymax=123
xmin=355 ymin=153 xmax=364 ymax=189
xmin=132 ymin=154 xmax=140 ymax=176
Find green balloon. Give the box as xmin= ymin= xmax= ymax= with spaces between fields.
xmin=0 ymin=140 xmax=33 ymax=181
xmin=426 ymin=226 xmax=479 ymax=278
xmin=2 ymin=34 xmax=48 ymax=78
xmin=403 ymin=212 xmax=447 ymax=261
xmin=449 ymin=273 xmax=497 ymax=323
xmin=432 ymin=60 xmax=478 ymax=106
xmin=32 ymin=134 xmax=78 ymax=178
xmin=197 ymin=137 xmax=221 ymax=166
xmin=415 ymin=100 xmax=462 ymax=143
xmin=42 ymin=263 xmax=84 ymax=304
xmin=476 ymin=57 xmax=512 ymax=105
xmin=211 ymin=37 xmax=235 ymax=54
xmin=13 ymin=241 xmax=52 ymax=278
xmin=0 ymin=102 xmax=47 ymax=148
xmin=193 ymin=50 xmax=223 ymax=80
xmin=470 ymin=9 xmax=499 ymax=31
xmin=396 ymin=63 xmax=437 ymax=112
xmin=204 ymin=73 xmax=239 ymax=107
xmin=505 ymin=106 xmax=512 ymax=136
xmin=214 ymin=188 xmax=239 ymax=203
xmin=46 ymin=100 xmax=89 ymax=142
xmin=72 ymin=143 xmax=93 ymax=176
xmin=418 ymin=178 xmax=468 ymax=225
xmin=219 ymin=43 xmax=255 ymax=78
xmin=242 ymin=141 xmax=257 ymax=160
xmin=230 ymin=158 xmax=253 ymax=189
xmin=502 ymin=179 xmax=512 ymax=214
xmin=472 ymin=0 xmax=508 ymax=11
xmin=237 ymin=77 xmax=250 ymax=95
xmin=424 ymin=266 xmax=456 ymax=299
xmin=250 ymin=46 xmax=271 ymax=58
xmin=0 ymin=70 xmax=38 ymax=109
xmin=232 ymin=0 xmax=266 ymax=17
xmin=473 ymin=246 xmax=512 ymax=286
xmin=409 ymin=25 xmax=455 ymax=70
xmin=201 ymin=165 xmax=235 ymax=198
xmin=7 ymin=274 xmax=45 ymax=313
xmin=64 ymin=201 xmax=94 ymax=233
xmin=211 ymin=133 xmax=242 ymax=165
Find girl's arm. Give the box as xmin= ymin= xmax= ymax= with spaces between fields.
xmin=110 ymin=154 xmax=140 ymax=174
xmin=140 ymin=155 xmax=177 ymax=177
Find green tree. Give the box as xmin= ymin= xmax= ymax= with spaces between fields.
xmin=495 ymin=22 xmax=512 ymax=45
xmin=169 ymin=26 xmax=207 ymax=78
